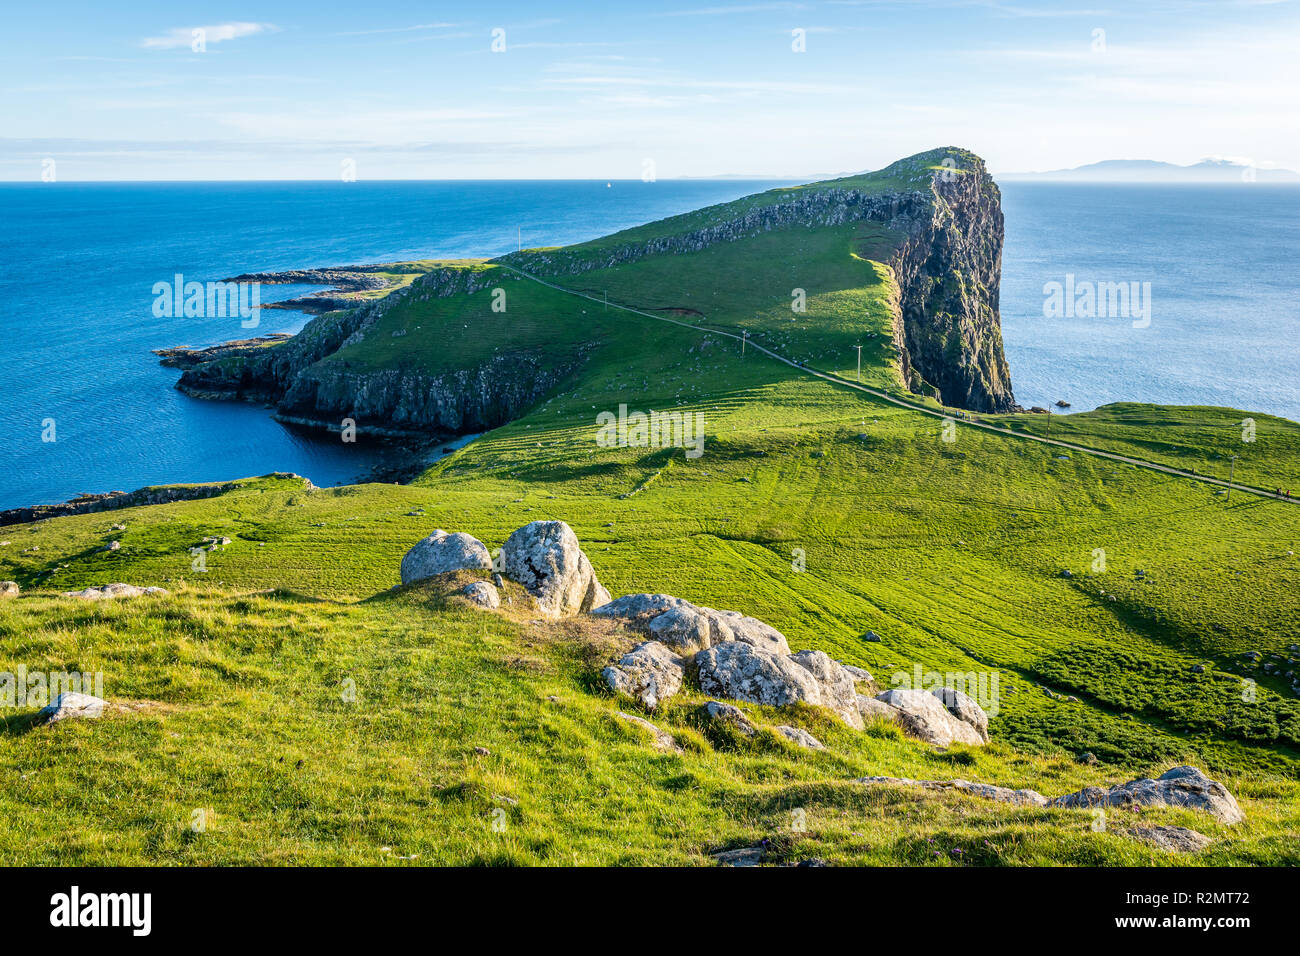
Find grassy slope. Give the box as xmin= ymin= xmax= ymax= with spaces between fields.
xmin=2 ymin=158 xmax=1299 ymax=865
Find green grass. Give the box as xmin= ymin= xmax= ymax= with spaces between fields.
xmin=2 ymin=150 xmax=1298 ymax=864
xmin=2 ymin=584 xmax=1295 ymax=865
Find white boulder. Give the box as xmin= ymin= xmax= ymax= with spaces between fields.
xmin=400 ymin=530 xmax=492 ymax=584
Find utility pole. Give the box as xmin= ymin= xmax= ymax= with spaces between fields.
xmin=1227 ymin=455 xmax=1238 ymax=501
xmin=604 ymin=289 xmax=607 ymax=311
xmin=855 ymin=344 xmax=862 ymax=383
xmin=742 ymin=330 xmax=748 ymax=355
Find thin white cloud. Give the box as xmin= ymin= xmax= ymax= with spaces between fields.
xmin=334 ymin=22 xmax=460 ymax=37
xmin=141 ymin=23 xmax=276 ymax=50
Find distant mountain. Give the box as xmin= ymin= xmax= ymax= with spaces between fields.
xmin=998 ymin=158 xmax=1300 ymax=183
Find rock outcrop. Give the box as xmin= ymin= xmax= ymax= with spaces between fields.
xmin=1052 ymin=766 xmax=1245 ymax=824
xmin=60 ymin=584 xmax=168 ymax=601
xmin=400 ymin=530 xmax=493 ymax=584
xmin=501 ymin=520 xmax=608 ymax=618
xmin=873 ymin=689 xmax=986 ymax=747
xmin=603 ymin=642 xmax=686 ymax=711
xmin=856 ymin=775 xmax=1049 ymax=807
xmin=695 ymin=641 xmax=864 ymax=729
xmin=592 ymin=593 xmax=791 ymax=655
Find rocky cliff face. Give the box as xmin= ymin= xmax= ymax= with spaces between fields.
xmin=883 ymin=151 xmax=1015 ymax=412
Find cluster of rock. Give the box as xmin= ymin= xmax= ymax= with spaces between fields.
xmin=399 ymin=519 xmax=608 ymax=619
xmin=589 ymin=590 xmax=991 ymax=750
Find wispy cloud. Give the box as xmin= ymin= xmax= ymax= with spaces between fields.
xmin=141 ymin=23 xmax=276 ymax=50
xmin=334 ymin=22 xmax=461 ymax=37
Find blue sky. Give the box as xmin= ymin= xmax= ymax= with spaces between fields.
xmin=2 ymin=0 xmax=1297 ymax=180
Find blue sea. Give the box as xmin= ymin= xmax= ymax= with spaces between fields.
xmin=4 ymin=179 xmax=1298 ymax=510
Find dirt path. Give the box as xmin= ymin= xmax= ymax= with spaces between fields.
xmin=498 ymin=264 xmax=1294 ymax=505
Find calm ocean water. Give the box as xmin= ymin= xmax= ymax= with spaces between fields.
xmin=4 ymin=179 xmax=1298 ymax=510
xmin=999 ymin=183 xmax=1300 ymax=419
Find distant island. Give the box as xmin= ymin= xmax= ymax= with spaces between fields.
xmin=997 ymin=158 xmax=1300 ymax=183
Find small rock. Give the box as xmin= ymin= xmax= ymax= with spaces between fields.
xmin=474 ymin=746 xmax=491 ymax=756
xmin=461 ymin=581 xmax=500 ymax=610
xmin=0 ymin=581 xmax=18 ymax=598
xmin=603 ymin=642 xmax=686 ymax=711
xmin=501 ymin=520 xmax=606 ymax=618
xmin=703 ymin=700 xmax=757 ymax=736
xmin=875 ymin=689 xmax=984 ymax=747
xmin=862 ymin=630 xmax=882 ymax=643
xmin=36 ymin=692 xmax=107 ymax=725
xmin=711 ymin=845 xmax=764 ymax=867
xmin=775 ymin=725 xmax=825 ymax=750
xmin=615 ymin=711 xmax=681 ymax=752
xmin=1077 ymin=751 xmax=1098 ymax=765
xmin=841 ymin=664 xmax=874 ymax=685
xmin=1126 ymin=825 xmax=1212 ymax=853
xmin=932 ymin=686 xmax=990 ymax=742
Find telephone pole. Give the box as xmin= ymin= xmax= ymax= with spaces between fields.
xmin=742 ymin=330 xmax=748 ymax=355
xmin=855 ymin=344 xmax=862 ymax=382
xmin=1227 ymin=455 xmax=1238 ymax=501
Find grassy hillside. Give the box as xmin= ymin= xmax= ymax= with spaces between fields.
xmin=3 ymin=152 xmax=1298 ymax=865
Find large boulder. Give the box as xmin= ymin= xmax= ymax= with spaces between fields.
xmin=36 ymin=692 xmax=107 ymax=725
xmin=858 ymin=695 xmax=900 ymax=722
xmin=695 ymin=642 xmax=862 ymax=728
xmin=400 ymin=530 xmax=492 ymax=585
xmin=501 ymin=520 xmax=606 ymax=617
xmin=1052 ymin=766 xmax=1244 ymax=824
xmin=591 ymin=593 xmax=693 ymax=626
xmin=790 ymin=650 xmax=863 ymax=729
xmin=646 ymin=605 xmax=714 ymax=653
xmin=603 ymin=641 xmax=686 ymax=711
xmin=591 ymin=593 xmax=791 ymax=655
xmin=60 ymin=583 xmax=167 ymax=600
xmin=932 ymin=686 xmax=990 ymax=742
xmin=874 ymin=689 xmax=985 ymax=747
